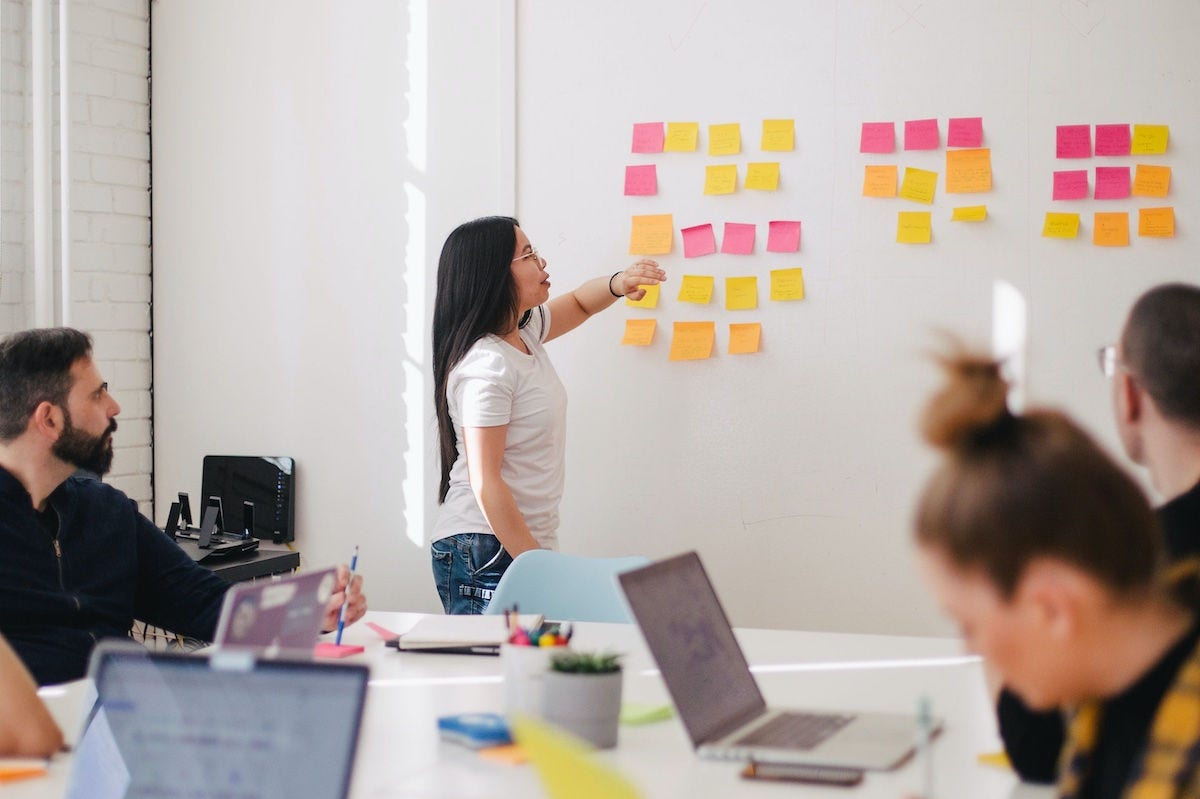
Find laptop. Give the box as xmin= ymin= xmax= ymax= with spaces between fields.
xmin=213 ymin=567 xmax=336 ymax=657
xmin=618 ymin=552 xmax=930 ymax=770
xmin=66 ymin=642 xmax=368 ymax=799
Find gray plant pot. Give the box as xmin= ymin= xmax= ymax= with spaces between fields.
xmin=540 ymin=669 xmax=624 ymax=749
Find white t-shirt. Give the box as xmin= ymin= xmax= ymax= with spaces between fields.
xmin=431 ymin=306 xmax=567 ymax=549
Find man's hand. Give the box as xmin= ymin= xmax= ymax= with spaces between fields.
xmin=322 ymin=562 xmax=367 ymax=633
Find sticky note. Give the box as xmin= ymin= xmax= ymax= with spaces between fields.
xmin=669 ymin=322 xmax=716 ymax=361
xmin=947 ymin=117 xmax=983 ymax=148
xmin=720 ymin=222 xmax=755 ymax=254
xmin=1095 ymin=124 xmax=1131 ymax=156
xmin=945 ymin=148 xmax=991 ymax=193
xmin=897 ymin=211 xmax=932 ymax=244
xmin=629 ymin=214 xmax=673 ymax=255
xmin=1056 ymin=125 xmax=1092 ymax=158
xmin=977 ymin=751 xmax=1012 ymax=770
xmin=631 ymin=122 xmax=664 ymax=154
xmin=1131 ymin=124 xmax=1168 ymax=155
xmin=625 ymin=282 xmax=660 ymax=308
xmin=729 ymin=323 xmax=762 ymax=354
xmin=664 ymin=122 xmax=699 ymax=152
xmin=904 ymin=118 xmax=939 ymax=150
xmin=1094 ymin=166 xmax=1131 ymax=200
xmin=703 ymin=165 xmax=737 ymax=195
xmin=1042 ymin=212 xmax=1080 ymax=238
xmin=621 ymin=319 xmax=657 ymax=346
xmin=681 ymin=223 xmax=717 ymax=258
xmin=744 ymin=162 xmax=780 ymax=191
xmin=677 ymin=275 xmax=714 ymax=304
xmin=952 ymin=205 xmax=987 ymax=222
xmin=1052 ymin=170 xmax=1089 ymax=201
xmin=512 ymin=716 xmax=643 ymax=799
xmin=860 ymin=121 xmax=895 ymax=153
xmin=1093 ymin=212 xmax=1129 ymax=247
xmin=0 ymin=759 xmax=48 ymax=782
xmin=314 ymin=642 xmax=364 ymax=658
xmin=863 ymin=165 xmax=898 ymax=198
xmin=619 ymin=703 xmax=673 ymax=726
xmin=769 ymin=268 xmax=805 ymax=301
xmin=1132 ymin=164 xmax=1171 ymax=197
xmin=899 ymin=167 xmax=938 ymax=204
xmin=761 ymin=119 xmax=794 ymax=151
xmin=478 ymin=744 xmax=529 ymax=766
xmin=623 ymin=164 xmax=657 ymax=196
xmin=766 ymin=220 xmax=801 ymax=253
xmin=1138 ymin=207 xmax=1175 ymax=238
xmin=724 ymin=276 xmax=758 ymax=310
xmin=707 ymin=123 xmax=741 ymax=156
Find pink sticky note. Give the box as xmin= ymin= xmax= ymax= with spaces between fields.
xmin=681 ymin=223 xmax=717 ymax=258
xmin=365 ymin=621 xmax=400 ymax=641
xmin=721 ymin=222 xmax=756 ymax=255
xmin=947 ymin=117 xmax=983 ymax=147
xmin=1056 ymin=125 xmax=1092 ymax=158
xmin=904 ymin=118 xmax=940 ymax=150
xmin=624 ymin=164 xmax=657 ymax=196
xmin=314 ymin=642 xmax=365 ymax=659
xmin=631 ymin=122 xmax=664 ymax=154
xmin=860 ymin=122 xmax=895 ymax=153
xmin=1053 ymin=170 xmax=1089 ymax=200
xmin=1094 ymin=166 xmax=1131 ymax=200
xmin=766 ymin=220 xmax=801 ymax=253
xmin=1095 ymin=124 xmax=1131 ymax=156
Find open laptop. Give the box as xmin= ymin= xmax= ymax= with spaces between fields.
xmin=618 ymin=552 xmax=929 ymax=770
xmin=213 ymin=567 xmax=336 ymax=657
xmin=66 ymin=642 xmax=368 ymax=799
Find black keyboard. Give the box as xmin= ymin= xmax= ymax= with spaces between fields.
xmin=733 ymin=712 xmax=855 ymax=750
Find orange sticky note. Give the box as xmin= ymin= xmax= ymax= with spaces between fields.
xmin=899 ymin=167 xmax=937 ymax=204
xmin=897 ymin=211 xmax=932 ymax=244
xmin=629 ymin=214 xmax=673 ymax=255
xmin=945 ymin=148 xmax=992 ymax=193
xmin=703 ymin=165 xmax=738 ymax=195
xmin=1138 ymin=207 xmax=1175 ymax=238
xmin=769 ymin=268 xmax=804 ymax=301
xmin=478 ymin=743 xmax=530 ymax=766
xmin=678 ymin=275 xmax=714 ymax=305
xmin=744 ymin=162 xmax=780 ymax=191
xmin=625 ymin=283 xmax=660 ymax=308
xmin=761 ymin=119 xmax=794 ymax=151
xmin=724 ymin=276 xmax=758 ymax=310
xmin=728 ymin=323 xmax=762 ymax=354
xmin=952 ymin=206 xmax=987 ymax=222
xmin=669 ymin=322 xmax=715 ymax=361
xmin=1042 ymin=212 xmax=1080 ymax=238
xmin=1093 ymin=212 xmax=1129 ymax=247
xmin=1132 ymin=164 xmax=1171 ymax=197
xmin=664 ymin=122 xmax=699 ymax=152
xmin=863 ymin=165 xmax=897 ymax=198
xmin=620 ymin=319 xmax=657 ymax=346
xmin=1131 ymin=124 xmax=1168 ymax=155
xmin=707 ymin=123 xmax=741 ymax=156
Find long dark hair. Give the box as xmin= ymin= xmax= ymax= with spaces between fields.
xmin=433 ymin=216 xmax=521 ymax=503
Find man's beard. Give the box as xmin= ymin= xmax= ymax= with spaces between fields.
xmin=52 ymin=412 xmax=117 ymax=476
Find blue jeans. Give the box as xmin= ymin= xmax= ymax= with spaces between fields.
xmin=431 ymin=533 xmax=513 ymax=614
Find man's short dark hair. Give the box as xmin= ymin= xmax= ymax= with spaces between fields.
xmin=0 ymin=328 xmax=93 ymax=440
xmin=1122 ymin=283 xmax=1200 ymax=428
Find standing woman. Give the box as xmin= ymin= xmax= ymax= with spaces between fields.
xmin=430 ymin=217 xmax=665 ymax=614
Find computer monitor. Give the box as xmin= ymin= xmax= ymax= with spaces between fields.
xmin=201 ymin=456 xmax=296 ymax=542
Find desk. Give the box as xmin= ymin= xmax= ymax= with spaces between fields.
xmin=170 ymin=538 xmax=301 ymax=583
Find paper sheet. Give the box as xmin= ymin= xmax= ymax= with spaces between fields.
xmin=1052 ymin=170 xmax=1089 ymax=200
xmin=677 ymin=275 xmax=714 ymax=304
xmin=629 ymin=214 xmax=674 ymax=255
xmin=1138 ymin=207 xmax=1175 ymax=238
xmin=760 ymin=119 xmax=795 ymax=151
xmin=703 ymin=165 xmax=737 ymax=195
xmin=669 ymin=322 xmax=716 ymax=361
xmin=1056 ymin=124 xmax=1092 ymax=158
xmin=769 ymin=268 xmax=805 ymax=301
xmin=512 ymin=716 xmax=643 ymax=799
xmin=623 ymin=164 xmax=657 ymax=196
xmin=1093 ymin=166 xmax=1130 ymax=200
xmin=720 ymin=222 xmax=756 ymax=254
xmin=707 ymin=123 xmax=741 ymax=156
xmin=1094 ymin=124 xmax=1131 ymax=156
xmin=766 ymin=220 xmax=801 ymax=253
xmin=947 ymin=117 xmax=983 ymax=148
xmin=1042 ymin=212 xmax=1080 ymax=239
xmin=664 ymin=122 xmax=699 ymax=152
xmin=1132 ymin=164 xmax=1171 ymax=197
xmin=951 ymin=205 xmax=987 ymax=222
xmin=620 ymin=319 xmax=657 ymax=346
xmin=863 ymin=165 xmax=898 ymax=198
xmin=897 ymin=211 xmax=932 ymax=244
xmin=860 ymin=121 xmax=895 ymax=153
xmin=744 ymin=162 xmax=780 ymax=191
xmin=681 ymin=223 xmax=717 ymax=258
xmin=625 ymin=283 xmax=660 ymax=308
xmin=945 ymin=148 xmax=991 ymax=193
xmin=630 ymin=122 xmax=664 ymax=154
xmin=1093 ymin=212 xmax=1129 ymax=246
xmin=1131 ymin=124 xmax=1168 ymax=155
xmin=724 ymin=276 xmax=758 ymax=310
xmin=728 ymin=323 xmax=762 ymax=354
xmin=899 ymin=167 xmax=938 ymax=204
xmin=904 ymin=118 xmax=939 ymax=150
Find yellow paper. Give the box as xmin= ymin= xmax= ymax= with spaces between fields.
xmin=744 ymin=162 xmax=780 ymax=191
xmin=769 ymin=268 xmax=805 ymax=301
xmin=624 ymin=282 xmax=660 ymax=308
xmin=862 ymin=165 xmax=897 ymax=198
xmin=512 ymin=716 xmax=643 ymax=799
xmin=724 ymin=276 xmax=758 ymax=310
xmin=707 ymin=123 xmax=741 ymax=156
xmin=629 ymin=214 xmax=673 ymax=255
xmin=1131 ymin=124 xmax=1169 ymax=155
xmin=1138 ymin=207 xmax=1175 ymax=238
xmin=703 ymin=165 xmax=738 ymax=195
xmin=945 ymin=148 xmax=992 ymax=193
xmin=678 ymin=275 xmax=714 ymax=304
xmin=899 ymin=167 xmax=938 ymax=204
xmin=620 ymin=318 xmax=656 ymax=346
xmin=977 ymin=751 xmax=1012 ymax=770
xmin=1132 ymin=164 xmax=1171 ymax=197
xmin=728 ymin=323 xmax=762 ymax=354
xmin=1093 ymin=212 xmax=1130 ymax=247
xmin=897 ymin=211 xmax=932 ymax=244
xmin=952 ymin=205 xmax=987 ymax=222
xmin=1042 ymin=212 xmax=1080 ymax=239
xmin=761 ymin=119 xmax=795 ymax=151
xmin=663 ymin=122 xmax=699 ymax=152
xmin=669 ymin=322 xmax=715 ymax=361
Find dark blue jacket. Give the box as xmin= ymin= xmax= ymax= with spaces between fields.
xmin=0 ymin=464 xmax=229 ymax=685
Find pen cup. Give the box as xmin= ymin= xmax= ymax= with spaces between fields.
xmin=501 ymin=643 xmax=567 ymax=719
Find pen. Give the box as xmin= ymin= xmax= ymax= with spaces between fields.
xmin=917 ymin=694 xmax=933 ymax=799
xmin=334 ymin=545 xmax=359 ymax=646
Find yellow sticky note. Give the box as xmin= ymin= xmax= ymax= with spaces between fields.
xmin=1042 ymin=212 xmax=1080 ymax=238
xmin=725 ymin=276 xmax=758 ymax=310
xmin=678 ymin=275 xmax=714 ymax=304
xmin=729 ymin=323 xmax=762 ymax=354
xmin=663 ymin=122 xmax=698 ymax=152
xmin=899 ymin=167 xmax=938 ymax=204
xmin=708 ymin=123 xmax=741 ymax=156
xmin=897 ymin=211 xmax=932 ymax=244
xmin=512 ymin=716 xmax=643 ymax=799
xmin=952 ymin=205 xmax=987 ymax=222
xmin=977 ymin=751 xmax=1012 ymax=770
xmin=863 ymin=165 xmax=897 ymax=198
xmin=629 ymin=214 xmax=673 ymax=255
xmin=744 ymin=162 xmax=780 ymax=191
xmin=1132 ymin=164 xmax=1171 ymax=198
xmin=769 ymin=268 xmax=804 ymax=301
xmin=625 ymin=282 xmax=660 ymax=308
xmin=761 ymin=119 xmax=794 ymax=152
xmin=1094 ymin=212 xmax=1130 ymax=247
xmin=703 ymin=164 xmax=738 ymax=195
xmin=669 ymin=322 xmax=715 ymax=361
xmin=1131 ymin=124 xmax=1169 ymax=155
xmin=1139 ymin=206 xmax=1175 ymax=238
xmin=620 ymin=318 xmax=657 ymax=346
xmin=945 ymin=148 xmax=992 ymax=193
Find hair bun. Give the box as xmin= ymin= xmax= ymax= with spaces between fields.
xmin=920 ymin=351 xmax=1012 ymax=451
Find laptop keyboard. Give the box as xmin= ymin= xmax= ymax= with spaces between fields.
xmin=733 ymin=712 xmax=856 ymax=750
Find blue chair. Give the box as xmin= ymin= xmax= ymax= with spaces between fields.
xmin=483 ymin=550 xmax=650 ymax=623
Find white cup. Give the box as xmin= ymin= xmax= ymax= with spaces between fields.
xmin=501 ymin=643 xmax=567 ymax=718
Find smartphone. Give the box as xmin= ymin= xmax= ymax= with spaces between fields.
xmin=741 ymin=761 xmax=864 ymax=787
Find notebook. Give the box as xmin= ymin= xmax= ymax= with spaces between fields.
xmin=618 ymin=552 xmax=930 ymax=770
xmin=391 ymin=613 xmax=544 ymax=655
xmin=213 ymin=567 xmax=336 ymax=657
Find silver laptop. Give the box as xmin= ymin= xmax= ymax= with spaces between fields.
xmin=619 ymin=551 xmax=930 ymax=770
xmin=213 ymin=567 xmax=336 ymax=657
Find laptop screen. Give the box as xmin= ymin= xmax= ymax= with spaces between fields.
xmin=619 ymin=552 xmax=768 ymax=746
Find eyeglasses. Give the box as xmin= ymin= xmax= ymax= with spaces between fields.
xmin=511 ymin=247 xmax=542 ymax=265
xmin=1097 ymin=344 xmax=1118 ymax=377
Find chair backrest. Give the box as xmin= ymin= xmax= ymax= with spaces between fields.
xmin=484 ymin=550 xmax=650 ymax=623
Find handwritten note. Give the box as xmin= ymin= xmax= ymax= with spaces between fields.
xmin=631 ymin=122 xmax=665 ymax=154
xmin=678 ymin=275 xmax=715 ymax=304
xmin=620 ymin=319 xmax=657 ymax=346
xmin=899 ymin=167 xmax=938 ymax=204
xmin=1131 ymin=124 xmax=1169 ymax=155
xmin=745 ymin=162 xmax=780 ymax=191
xmin=904 ymin=118 xmax=939 ymax=150
xmin=1095 ymin=124 xmax=1131 ymax=156
xmin=897 ymin=211 xmax=932 ymax=243
xmin=860 ymin=121 xmax=895 ymax=153
xmin=664 ymin=122 xmax=699 ymax=152
xmin=725 ymin=276 xmax=758 ymax=310
xmin=952 ymin=205 xmax=987 ymax=222
xmin=945 ymin=148 xmax=991 ymax=193
xmin=1093 ymin=212 xmax=1129 ymax=247
xmin=769 ymin=268 xmax=805 ymax=301
xmin=629 ymin=214 xmax=674 ymax=255
xmin=625 ymin=282 xmax=660 ymax=308
xmin=728 ymin=323 xmax=762 ymax=354
xmin=623 ymin=164 xmax=657 ymax=196
xmin=761 ymin=119 xmax=795 ymax=151
xmin=947 ymin=117 xmax=983 ymax=148
xmin=1052 ymin=170 xmax=1089 ymax=200
xmin=681 ymin=223 xmax=717 ymax=258
xmin=1056 ymin=125 xmax=1092 ymax=158
xmin=669 ymin=322 xmax=715 ymax=361
xmin=1042 ymin=212 xmax=1080 ymax=239
xmin=703 ymin=165 xmax=738 ymax=195
xmin=1093 ymin=166 xmax=1131 ymax=200
xmin=708 ymin=123 xmax=741 ymax=156
xmin=862 ymin=165 xmax=897 ymax=198
xmin=1132 ymin=164 xmax=1171 ymax=197
xmin=766 ymin=220 xmax=801 ymax=253
xmin=720 ymin=222 xmax=756 ymax=254
xmin=1138 ymin=207 xmax=1175 ymax=238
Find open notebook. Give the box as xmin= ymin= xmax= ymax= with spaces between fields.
xmin=390 ymin=614 xmax=544 ymax=655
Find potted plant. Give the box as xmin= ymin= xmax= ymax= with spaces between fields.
xmin=539 ymin=651 xmax=624 ymax=749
